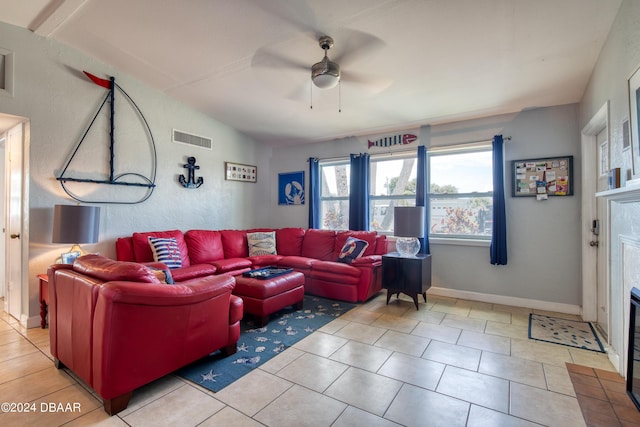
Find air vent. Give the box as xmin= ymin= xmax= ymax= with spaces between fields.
xmin=172 ymin=129 xmax=212 ymax=150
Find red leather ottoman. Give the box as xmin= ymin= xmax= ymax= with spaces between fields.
xmin=233 ymin=271 xmax=305 ymax=326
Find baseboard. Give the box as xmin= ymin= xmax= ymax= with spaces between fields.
xmin=427 ymin=286 xmax=582 ymax=316
xmin=25 ymin=314 xmax=41 ymax=329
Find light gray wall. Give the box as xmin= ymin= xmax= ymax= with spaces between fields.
xmin=579 ymin=0 xmax=640 ymax=363
xmin=268 ymin=104 xmax=582 ymax=306
xmin=0 ymin=22 xmax=270 ymax=323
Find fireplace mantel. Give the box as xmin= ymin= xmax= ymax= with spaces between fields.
xmin=596 ymin=183 xmax=640 ymax=203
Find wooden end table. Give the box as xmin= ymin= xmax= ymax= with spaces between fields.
xmin=38 ymin=274 xmax=49 ymax=328
xmin=382 ymin=252 xmax=432 ymax=310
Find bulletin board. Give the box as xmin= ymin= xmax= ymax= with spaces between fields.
xmin=511 ymin=155 xmax=573 ymax=198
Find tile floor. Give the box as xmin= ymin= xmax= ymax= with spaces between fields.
xmin=0 ymin=292 xmax=627 ymax=426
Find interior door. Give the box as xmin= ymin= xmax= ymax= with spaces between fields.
xmin=595 ymin=128 xmax=609 ymax=339
xmin=5 ymin=122 xmax=23 ymax=320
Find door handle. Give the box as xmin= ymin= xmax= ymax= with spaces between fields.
xmin=10 ymin=233 xmax=20 ymax=239
xmin=589 ymin=240 xmax=599 ymax=247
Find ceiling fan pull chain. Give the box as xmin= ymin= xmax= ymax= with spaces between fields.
xmin=310 ymin=80 xmax=313 ymax=109
xmin=338 ymin=79 xmax=342 ymax=113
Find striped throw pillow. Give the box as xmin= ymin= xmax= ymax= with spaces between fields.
xmin=148 ymin=236 xmax=183 ymax=269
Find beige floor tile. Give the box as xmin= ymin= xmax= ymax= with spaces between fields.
xmin=122 ymin=384 xmax=224 ymax=427
xmin=325 ymin=367 xmax=402 ymax=416
xmin=374 ymin=330 xmax=430 ymax=357
xmin=258 ymin=346 xmax=305 ymax=374
xmin=0 ymin=329 xmax=24 ymax=346
xmin=441 ymin=313 xmax=487 ymax=333
xmin=422 ymin=340 xmax=481 ymax=371
xmin=510 ymin=382 xmax=586 ymax=427
xmin=276 ymin=352 xmax=348 ymax=392
xmin=371 ymin=314 xmax=419 ymax=334
xmin=318 ymin=318 xmax=349 ymax=334
xmin=401 ymin=308 xmax=446 ymax=324
xmin=479 ymin=352 xmax=546 ymax=389
xmin=485 ymin=320 xmax=529 ymax=339
xmin=255 ymin=384 xmax=347 ymax=427
xmin=492 ymin=304 xmax=532 ymax=315
xmin=378 ymin=352 xmax=444 ymax=390
xmin=117 ymin=375 xmax=185 ymax=417
xmin=568 ymin=348 xmax=616 ymax=371
xmin=0 ymin=339 xmax=39 ymax=363
xmin=511 ymin=312 xmax=531 ymax=327
xmin=0 ymin=366 xmax=76 ymax=403
xmin=543 ymin=363 xmax=576 ymax=396
xmin=333 ymin=405 xmax=402 ymax=427
xmin=21 ymin=328 xmax=50 ymax=347
xmin=64 ymin=407 xmax=129 ymax=426
xmin=466 ymin=404 xmax=540 ymax=427
xmin=437 ymin=365 xmax=510 ymax=412
xmin=334 ymin=322 xmax=387 ymax=344
xmin=199 ymin=406 xmax=265 ymax=427
xmin=457 ymin=330 xmax=510 ymax=355
xmin=340 ymin=308 xmax=383 ymax=325
xmin=430 ymin=303 xmax=471 ymax=317
xmin=0 ymin=351 xmax=53 ymax=384
xmin=330 ymin=340 xmax=392 ymax=372
xmin=385 ymin=383 xmax=470 ymax=427
xmin=292 ymin=331 xmax=348 ymax=357
xmin=214 ymin=368 xmax=292 ymax=417
xmin=510 ymin=337 xmax=573 ymax=367
xmin=411 ymin=321 xmax=462 ymax=344
xmin=455 ymin=300 xmax=493 ymax=310
xmin=468 ymin=307 xmax=512 ymax=324
xmin=363 ymin=300 xmax=413 ymax=317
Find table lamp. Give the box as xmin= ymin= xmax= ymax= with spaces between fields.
xmin=52 ymin=204 xmax=100 ymax=259
xmin=394 ymin=206 xmax=425 ymax=257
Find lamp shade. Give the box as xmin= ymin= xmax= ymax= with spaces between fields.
xmin=52 ymin=205 xmax=100 ymax=244
xmin=394 ymin=206 xmax=425 ymax=237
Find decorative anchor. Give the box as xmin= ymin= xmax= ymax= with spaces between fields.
xmin=179 ymin=156 xmax=204 ymax=189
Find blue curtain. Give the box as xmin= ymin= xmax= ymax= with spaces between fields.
xmin=349 ymin=153 xmax=370 ymax=231
xmin=416 ymin=145 xmax=430 ymax=254
xmin=490 ymin=135 xmax=508 ymax=265
xmin=308 ymin=157 xmax=320 ymax=229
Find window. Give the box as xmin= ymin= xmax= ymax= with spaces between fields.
xmin=319 ymin=160 xmax=350 ymax=230
xmin=428 ymin=143 xmax=493 ymax=239
xmin=369 ymin=153 xmax=417 ymax=233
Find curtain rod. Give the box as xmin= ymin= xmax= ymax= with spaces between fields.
xmin=307 ymin=136 xmax=511 ymax=163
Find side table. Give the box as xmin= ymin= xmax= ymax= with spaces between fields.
xmin=382 ymin=252 xmax=432 ymax=310
xmin=38 ymin=274 xmax=49 ymax=328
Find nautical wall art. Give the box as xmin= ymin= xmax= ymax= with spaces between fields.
xmin=56 ymin=71 xmax=157 ymax=204
xmin=179 ymin=156 xmax=203 ymax=188
xmin=366 ymin=131 xmax=418 ymax=150
xmin=278 ymin=171 xmax=305 ymax=205
xmin=225 ymin=162 xmax=257 ymax=183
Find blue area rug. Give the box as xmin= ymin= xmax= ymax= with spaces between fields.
xmin=177 ymin=295 xmax=356 ymax=392
xmin=528 ymin=313 xmax=605 ymax=353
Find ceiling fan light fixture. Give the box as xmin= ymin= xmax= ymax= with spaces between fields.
xmin=311 ymin=60 xmax=340 ymax=89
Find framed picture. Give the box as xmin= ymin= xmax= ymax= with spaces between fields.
xmin=225 ymin=162 xmax=257 ymax=183
xmin=60 ymin=250 xmax=81 ymax=264
xmin=278 ymin=171 xmax=305 ymax=205
xmin=628 ymin=64 xmax=640 ymax=178
xmin=511 ymin=155 xmax=574 ymax=197
xmin=600 ymin=140 xmax=609 ymax=177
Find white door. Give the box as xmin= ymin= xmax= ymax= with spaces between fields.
xmin=595 ymin=129 xmax=609 ymax=339
xmin=5 ymin=122 xmax=23 ymax=320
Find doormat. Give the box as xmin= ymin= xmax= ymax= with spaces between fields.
xmin=528 ymin=313 xmax=605 ymax=353
xmin=177 ymin=295 xmax=356 ymax=392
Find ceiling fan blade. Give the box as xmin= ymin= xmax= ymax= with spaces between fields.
xmin=252 ymin=47 xmax=309 ymax=72
xmin=341 ymin=71 xmax=392 ymax=93
xmin=332 ymin=29 xmax=385 ymax=66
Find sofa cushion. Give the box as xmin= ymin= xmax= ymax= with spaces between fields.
xmin=247 ymin=231 xmax=277 ymax=256
xmin=148 ymin=236 xmax=183 ymax=269
xmin=335 ymin=231 xmax=378 ymax=257
xmin=248 ymin=254 xmax=284 ymax=268
xmin=276 ymin=228 xmax=306 ymax=256
xmin=301 ymin=229 xmax=336 ymax=260
xmin=336 ymin=237 xmax=369 ymax=264
xmin=210 ymin=257 xmax=252 ymax=274
xmin=311 ymin=260 xmax=362 ymax=278
xmin=132 ymin=230 xmax=191 ymax=267
xmin=73 ymin=254 xmax=161 ymax=283
xmin=221 ymin=230 xmax=249 ymax=258
xmin=169 ymin=264 xmax=218 ymax=282
xmin=184 ymin=230 xmax=224 ymax=263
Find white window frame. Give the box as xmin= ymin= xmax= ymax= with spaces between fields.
xmin=318 ymin=159 xmax=350 ymax=230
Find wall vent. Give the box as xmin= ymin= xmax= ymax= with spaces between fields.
xmin=172 ymin=129 xmax=212 ymax=150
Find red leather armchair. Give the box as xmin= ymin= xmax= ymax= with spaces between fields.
xmin=48 ymin=255 xmax=243 ymax=415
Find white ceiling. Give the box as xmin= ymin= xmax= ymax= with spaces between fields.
xmin=0 ymin=0 xmax=623 ymax=146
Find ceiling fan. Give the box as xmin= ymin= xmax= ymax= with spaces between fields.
xmin=251 ymin=29 xmax=389 ymax=97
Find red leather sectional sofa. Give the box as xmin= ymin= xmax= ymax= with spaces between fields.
xmin=116 ymin=228 xmax=388 ymax=303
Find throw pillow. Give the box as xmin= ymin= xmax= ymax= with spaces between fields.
xmin=148 ymin=266 xmax=175 ymax=284
xmin=148 ymin=236 xmax=183 ymax=269
xmin=247 ymin=231 xmax=277 ymax=257
xmin=337 ymin=237 xmax=369 ymax=264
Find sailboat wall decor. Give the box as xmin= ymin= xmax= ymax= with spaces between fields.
xmin=56 ymin=71 xmax=157 ymax=204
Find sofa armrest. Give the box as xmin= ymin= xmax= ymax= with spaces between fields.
xmin=351 ymin=255 xmax=382 ymax=268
